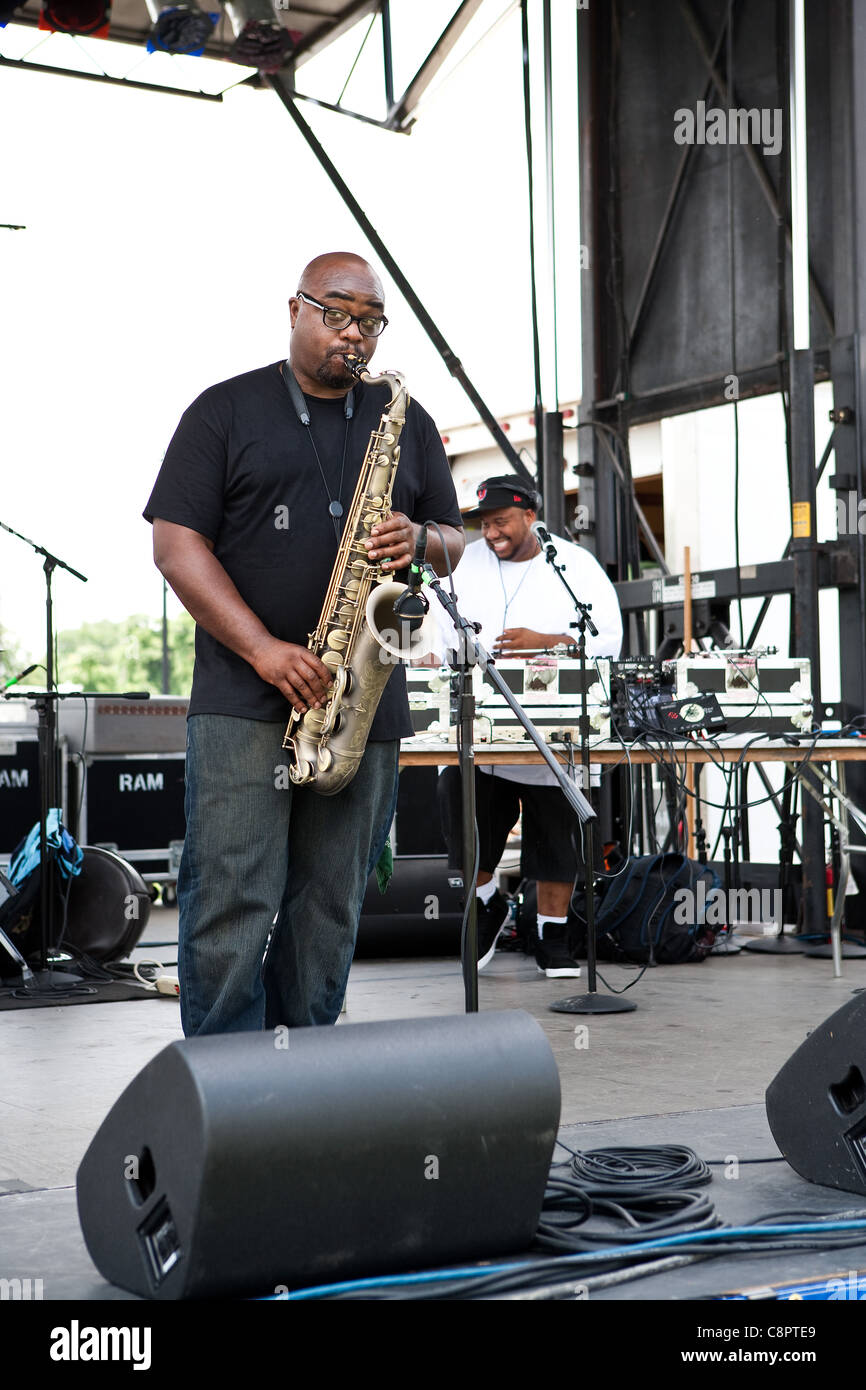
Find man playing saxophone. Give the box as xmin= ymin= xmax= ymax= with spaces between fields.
xmin=144 ymin=252 xmax=464 ymax=1036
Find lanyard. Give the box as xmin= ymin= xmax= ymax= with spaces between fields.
xmin=280 ymin=361 xmax=354 ymax=540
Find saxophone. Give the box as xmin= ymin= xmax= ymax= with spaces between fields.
xmin=282 ymin=356 xmax=427 ymax=795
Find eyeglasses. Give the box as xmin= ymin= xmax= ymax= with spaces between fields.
xmin=296 ymin=291 xmax=388 ymax=338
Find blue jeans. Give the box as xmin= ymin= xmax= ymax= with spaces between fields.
xmin=177 ymin=715 xmax=399 ymax=1036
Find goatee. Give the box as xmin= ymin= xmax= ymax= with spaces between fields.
xmin=316 ymin=355 xmax=354 ymax=390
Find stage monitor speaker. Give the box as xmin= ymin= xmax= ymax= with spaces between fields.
xmin=395 ymin=766 xmax=446 ymax=855
xmin=766 ymin=992 xmax=866 ymax=1196
xmin=355 ymin=854 xmax=464 ymax=957
xmin=77 ymin=1009 xmax=561 ymax=1300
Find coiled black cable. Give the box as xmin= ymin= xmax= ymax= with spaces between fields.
xmin=536 ymin=1145 xmax=719 ymax=1252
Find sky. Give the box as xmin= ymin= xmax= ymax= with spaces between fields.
xmin=0 ymin=0 xmax=580 ymax=666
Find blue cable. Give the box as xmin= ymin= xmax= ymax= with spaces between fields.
xmin=272 ymin=1217 xmax=866 ymax=1300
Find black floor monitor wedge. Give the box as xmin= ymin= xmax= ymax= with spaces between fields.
xmin=76 ymin=1010 xmax=561 ymax=1299
xmin=766 ymin=992 xmax=866 ymax=1196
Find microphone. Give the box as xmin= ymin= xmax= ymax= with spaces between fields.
xmin=4 ymin=664 xmax=38 ymax=689
xmin=393 ymin=524 xmax=429 ymax=629
xmin=531 ymin=521 xmax=557 ymax=554
xmin=408 ymin=523 xmax=428 ymax=587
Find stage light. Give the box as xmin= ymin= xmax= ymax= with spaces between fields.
xmin=224 ymin=0 xmax=299 ymax=73
xmin=144 ymin=0 xmax=217 ymax=55
xmin=38 ymin=0 xmax=110 ymax=37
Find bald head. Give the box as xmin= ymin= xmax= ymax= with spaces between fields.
xmin=297 ymin=252 xmax=384 ymax=305
xmin=289 ymin=252 xmax=386 ymax=397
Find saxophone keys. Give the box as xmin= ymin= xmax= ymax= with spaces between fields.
xmin=326 ymin=630 xmax=350 ymax=653
xmin=317 ymin=747 xmax=333 ymax=773
xmin=322 ymin=650 xmax=345 ymax=672
xmin=302 ymin=708 xmax=327 ymax=733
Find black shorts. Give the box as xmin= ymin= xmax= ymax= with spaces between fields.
xmin=437 ymin=766 xmax=585 ymax=884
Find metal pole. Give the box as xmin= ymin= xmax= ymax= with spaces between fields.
xmin=162 ymin=579 xmax=170 ymax=695
xmin=788 ymin=0 xmax=825 ymax=935
xmin=542 ymin=0 xmax=559 ymax=409
xmin=541 ymin=411 xmax=565 ymax=535
xmin=789 ymin=0 xmax=810 ymax=351
xmin=381 ymin=0 xmax=394 ymax=112
xmin=267 ymin=74 xmax=534 ymax=486
xmin=791 ymin=349 xmax=826 ymax=935
xmin=457 ymin=669 xmax=478 ymax=1013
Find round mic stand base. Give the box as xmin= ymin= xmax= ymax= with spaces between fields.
xmin=550 ymin=991 xmax=637 ymax=1015
xmin=25 ymin=967 xmax=84 ymax=989
xmin=710 ymin=935 xmax=743 ymax=955
xmin=741 ymin=935 xmax=805 ymax=954
xmin=803 ymin=940 xmax=866 ymax=959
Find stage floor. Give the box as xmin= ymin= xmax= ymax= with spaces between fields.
xmin=2 ymin=904 xmax=866 ymax=1301
xmin=2 ymin=1105 xmax=865 ymax=1303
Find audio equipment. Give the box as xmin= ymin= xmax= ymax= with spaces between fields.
xmin=402 ymin=660 xmax=612 ymax=742
xmin=78 ymin=752 xmax=186 ymax=890
xmin=649 ymin=693 xmax=727 ymax=736
xmin=6 ymin=699 xmax=190 ymax=755
xmin=77 ymin=1010 xmax=561 ymax=1299
xmin=530 ymin=520 xmax=556 ymax=554
xmin=64 ymin=846 xmax=151 ymax=962
xmin=0 ymin=731 xmax=70 ymax=856
xmin=766 ymin=992 xmax=866 ymax=1196
xmin=674 ymin=652 xmax=813 ymax=734
xmin=405 ymin=668 xmax=449 ymax=733
xmin=80 ymin=754 xmax=186 ymax=851
xmin=2 ymin=845 xmax=150 ymax=965
xmin=355 ymin=852 xmax=461 ymax=956
xmin=393 ymin=767 xmax=447 ymax=855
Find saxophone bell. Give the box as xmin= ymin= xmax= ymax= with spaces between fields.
xmin=365 ymin=581 xmax=436 ymax=662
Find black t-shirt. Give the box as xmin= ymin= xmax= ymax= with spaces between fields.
xmin=144 ymin=361 xmax=462 ymax=737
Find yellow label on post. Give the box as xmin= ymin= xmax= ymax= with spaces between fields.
xmin=792 ymin=502 xmax=811 ymax=538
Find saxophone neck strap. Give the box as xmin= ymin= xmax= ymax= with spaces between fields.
xmin=281 ymin=360 xmax=354 ymax=424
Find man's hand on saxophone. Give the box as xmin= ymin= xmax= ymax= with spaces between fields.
xmin=366 ymin=515 xmax=464 ymax=575
xmin=365 ymin=512 xmax=415 ymax=570
xmin=250 ymin=637 xmax=333 ymax=716
xmin=152 ymin=519 xmax=333 ymax=717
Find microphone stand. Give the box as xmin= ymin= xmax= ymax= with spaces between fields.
xmin=0 ymin=863 xmax=35 ymax=985
xmin=0 ymin=516 xmax=150 ymax=988
xmin=533 ymin=530 xmax=636 ymax=1015
xmin=0 ymin=518 xmax=88 ymax=984
xmin=420 ymin=562 xmax=597 ymax=1015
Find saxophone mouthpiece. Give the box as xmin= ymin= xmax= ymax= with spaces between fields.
xmin=344 ymin=354 xmax=369 ymax=380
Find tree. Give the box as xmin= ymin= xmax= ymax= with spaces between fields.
xmin=0 ymin=623 xmax=31 ymax=689
xmin=56 ymin=613 xmax=195 ymax=694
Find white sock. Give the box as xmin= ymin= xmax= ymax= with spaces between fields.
xmin=477 ymin=879 xmax=498 ymax=905
xmin=537 ymin=914 xmax=567 ymax=939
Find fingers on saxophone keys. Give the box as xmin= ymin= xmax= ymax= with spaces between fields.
xmin=301 ymin=664 xmax=332 ymax=707
xmin=289 ymin=677 xmax=321 ymax=712
xmin=364 ymin=539 xmax=391 ymax=563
